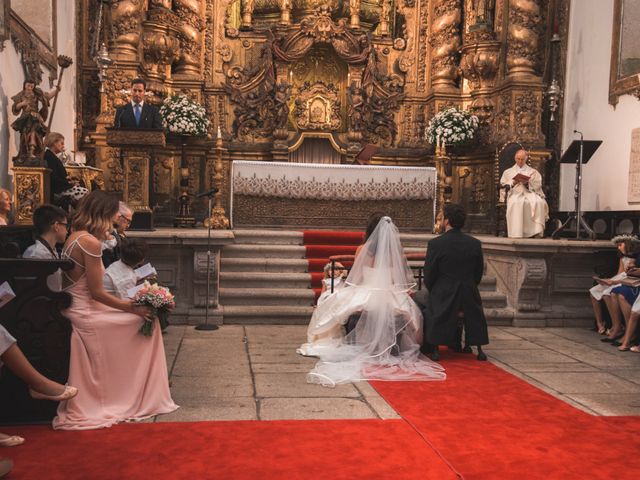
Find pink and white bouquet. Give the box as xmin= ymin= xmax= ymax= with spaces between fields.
xmin=133 ymin=281 xmax=176 ymax=336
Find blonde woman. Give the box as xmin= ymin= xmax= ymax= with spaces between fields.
xmin=53 ymin=190 xmax=177 ymax=430
xmin=0 ymin=189 xmax=11 ymax=225
xmin=44 ymin=132 xmax=88 ymax=204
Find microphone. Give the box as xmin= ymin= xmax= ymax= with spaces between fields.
xmin=573 ymin=129 xmax=583 ymax=139
xmin=196 ymin=187 xmax=219 ymax=198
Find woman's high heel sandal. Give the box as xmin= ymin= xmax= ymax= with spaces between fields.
xmin=0 ymin=435 xmax=24 ymax=447
xmin=29 ymin=385 xmax=78 ymax=402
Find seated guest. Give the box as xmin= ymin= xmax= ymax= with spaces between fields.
xmin=102 ymin=202 xmax=133 ymax=268
xmin=44 ymin=132 xmax=88 ymax=206
xmin=607 ymin=273 xmax=640 ymax=345
xmin=23 ymin=204 xmax=69 ymax=291
xmin=0 ymin=189 xmax=12 ymax=226
xmin=590 ymin=235 xmax=640 ymax=335
xmin=103 ymin=238 xmax=148 ymax=299
xmin=617 ymin=288 xmax=640 ymax=351
xmin=54 ymin=190 xmax=177 ymax=430
xmin=500 ymin=149 xmax=549 ymax=238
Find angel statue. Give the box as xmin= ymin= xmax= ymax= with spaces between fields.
xmin=11 ymin=79 xmax=59 ymax=161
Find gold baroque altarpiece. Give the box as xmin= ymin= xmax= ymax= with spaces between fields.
xmin=73 ymin=0 xmax=560 ymax=232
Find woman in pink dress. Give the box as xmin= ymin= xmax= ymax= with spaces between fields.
xmin=53 ymin=191 xmax=177 ymax=430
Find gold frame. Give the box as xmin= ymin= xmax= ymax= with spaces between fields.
xmin=609 ymin=0 xmax=640 ymax=105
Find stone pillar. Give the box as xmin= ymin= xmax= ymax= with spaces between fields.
xmin=429 ymin=0 xmax=462 ymax=93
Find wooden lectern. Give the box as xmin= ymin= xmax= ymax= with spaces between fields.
xmin=106 ymin=128 xmax=165 ymax=230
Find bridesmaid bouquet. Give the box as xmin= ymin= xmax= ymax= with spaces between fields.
xmin=133 ymin=282 xmax=176 ymax=336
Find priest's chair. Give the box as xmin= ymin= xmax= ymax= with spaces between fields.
xmin=495 ymin=141 xmax=525 ymax=237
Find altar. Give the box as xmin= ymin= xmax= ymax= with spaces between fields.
xmin=231 ymin=161 xmax=437 ymax=230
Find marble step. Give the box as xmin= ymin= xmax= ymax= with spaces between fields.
xmin=232 ymin=229 xmax=303 ymax=245
xmin=222 ymin=305 xmax=314 ymax=325
xmin=479 ymin=291 xmax=508 ymax=309
xmin=221 ymin=257 xmax=309 ymax=273
xmin=220 ymin=272 xmax=311 ymax=288
xmin=223 ymin=244 xmax=306 ymax=259
xmin=219 ymin=287 xmax=315 ymax=306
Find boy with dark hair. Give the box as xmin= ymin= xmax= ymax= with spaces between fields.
xmin=23 ymin=204 xmax=68 ymax=291
xmin=103 ymin=237 xmax=150 ymax=299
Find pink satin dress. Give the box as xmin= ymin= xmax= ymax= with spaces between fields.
xmin=53 ymin=234 xmax=177 ymax=430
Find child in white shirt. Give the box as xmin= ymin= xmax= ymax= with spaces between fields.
xmin=103 ymin=238 xmax=148 ymax=299
xmin=317 ymin=261 xmax=348 ymax=305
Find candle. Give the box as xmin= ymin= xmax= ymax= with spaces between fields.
xmin=217 ymin=126 xmax=222 ymax=139
xmin=348 ymin=72 xmax=351 ymax=85
xmin=436 ymin=135 xmax=440 ymax=151
xmin=289 ymin=70 xmax=293 ymax=83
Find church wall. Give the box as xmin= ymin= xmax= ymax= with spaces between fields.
xmin=0 ymin=0 xmax=77 ymax=191
xmin=560 ymin=0 xmax=640 ymax=212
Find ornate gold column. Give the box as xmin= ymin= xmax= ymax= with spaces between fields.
xmin=12 ymin=167 xmax=50 ymax=225
xmin=110 ymin=0 xmax=143 ymax=61
xmin=142 ymin=5 xmax=181 ymax=83
xmin=349 ymin=0 xmax=361 ymax=28
xmin=506 ymin=0 xmax=542 ymax=79
xmin=429 ymin=0 xmax=462 ymax=92
xmin=174 ymin=0 xmax=205 ymax=77
xmin=241 ymin=0 xmax=255 ymax=29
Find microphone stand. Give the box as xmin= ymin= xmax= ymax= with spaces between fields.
xmin=195 ymin=192 xmax=219 ymax=331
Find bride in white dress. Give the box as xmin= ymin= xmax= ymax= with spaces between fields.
xmin=297 ymin=215 xmax=446 ymax=386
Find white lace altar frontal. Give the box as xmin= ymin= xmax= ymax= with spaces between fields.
xmin=232 ymin=161 xmax=436 ymax=204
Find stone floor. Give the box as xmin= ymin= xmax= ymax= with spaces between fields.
xmin=154 ymin=324 xmax=640 ymax=423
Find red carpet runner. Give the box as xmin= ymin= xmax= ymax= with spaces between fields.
xmin=372 ymin=350 xmax=640 ymax=480
xmin=302 ymin=230 xmax=364 ymax=302
xmin=5 ymin=419 xmax=458 ymax=479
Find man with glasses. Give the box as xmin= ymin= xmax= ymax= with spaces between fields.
xmin=102 ymin=202 xmax=133 ymax=268
xmin=23 ymin=204 xmax=69 ymax=291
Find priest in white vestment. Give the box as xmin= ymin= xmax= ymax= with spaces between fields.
xmin=500 ymin=149 xmax=549 ymax=238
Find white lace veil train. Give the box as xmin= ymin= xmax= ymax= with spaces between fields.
xmin=307 ymin=216 xmax=446 ymax=387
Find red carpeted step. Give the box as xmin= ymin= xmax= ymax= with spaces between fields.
xmin=305 ymin=244 xmax=359 ymax=258
xmin=307 ymin=258 xmax=329 ymax=272
xmin=310 ymin=272 xmax=324 ymax=288
xmin=303 ymin=230 xmax=364 ymax=245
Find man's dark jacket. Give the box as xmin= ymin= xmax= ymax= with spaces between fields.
xmin=420 ymin=228 xmax=489 ymax=346
xmin=114 ymin=102 xmax=163 ymax=129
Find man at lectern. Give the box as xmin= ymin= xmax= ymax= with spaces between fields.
xmin=500 ymin=149 xmax=549 ymax=238
xmin=114 ymin=78 xmax=163 ymax=129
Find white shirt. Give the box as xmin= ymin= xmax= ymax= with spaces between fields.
xmin=103 ymin=260 xmax=137 ymax=299
xmin=23 ymin=239 xmax=62 ymax=292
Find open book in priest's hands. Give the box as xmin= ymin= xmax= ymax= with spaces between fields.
xmin=512 ymin=173 xmax=531 ymax=184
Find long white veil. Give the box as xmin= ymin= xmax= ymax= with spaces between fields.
xmin=306 ymin=217 xmax=446 ymax=387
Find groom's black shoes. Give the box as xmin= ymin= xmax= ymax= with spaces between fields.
xmin=476 ymin=346 xmax=487 ymax=361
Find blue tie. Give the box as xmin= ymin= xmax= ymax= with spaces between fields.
xmin=134 ymin=103 xmax=141 ymax=126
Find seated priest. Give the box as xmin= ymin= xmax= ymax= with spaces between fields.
xmin=500 ymin=149 xmax=549 ymax=238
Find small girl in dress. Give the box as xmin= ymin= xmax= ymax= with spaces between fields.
xmin=317 ymin=261 xmax=348 ymax=305
xmin=103 ymin=237 xmax=148 ymax=299
xmin=591 ymin=235 xmax=640 ymax=338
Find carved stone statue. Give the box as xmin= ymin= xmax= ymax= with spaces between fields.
xmin=274 ymin=82 xmax=291 ymax=129
xmin=348 ymin=85 xmax=365 ymax=132
xmin=11 ymin=79 xmax=58 ymax=160
xmin=472 ymin=0 xmax=494 ymax=27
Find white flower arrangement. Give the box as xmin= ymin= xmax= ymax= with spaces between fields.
xmin=160 ymin=94 xmax=210 ymax=137
xmin=425 ymin=107 xmax=479 ymax=148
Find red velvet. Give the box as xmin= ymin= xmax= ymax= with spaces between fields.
xmin=305 ymin=245 xmax=359 ymax=259
xmin=303 ymin=230 xmax=364 ymax=245
xmin=372 ymin=351 xmax=640 ymax=480
xmin=6 ymin=420 xmax=458 ymax=479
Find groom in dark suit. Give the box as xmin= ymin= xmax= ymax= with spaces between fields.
xmin=417 ymin=203 xmax=489 ymax=361
xmin=114 ymin=78 xmax=163 ymax=129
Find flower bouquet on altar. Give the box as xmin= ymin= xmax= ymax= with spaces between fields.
xmin=425 ymin=107 xmax=479 ymax=149
xmin=132 ymin=281 xmax=176 ymax=336
xmin=159 ymin=94 xmax=210 ymax=137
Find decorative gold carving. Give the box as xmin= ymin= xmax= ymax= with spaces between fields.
xmin=105 ymin=147 xmax=125 ymax=192
xmin=349 ymin=0 xmax=361 ymax=28
xmin=429 ymin=0 xmax=462 ymax=92
xmin=506 ymin=0 xmax=542 ymax=78
xmin=204 ymin=134 xmax=230 ymax=229
xmin=12 ymin=167 xmax=49 ymax=225
xmin=416 ymin=1 xmax=429 ymax=92
xmin=293 ymin=81 xmax=341 ymax=131
xmin=110 ymin=0 xmax=143 ymax=61
xmin=514 ymin=90 xmax=542 ymax=143
xmin=174 ymin=0 xmax=205 ymax=76
xmin=65 ymin=165 xmax=105 ymax=192
xmin=124 ymin=151 xmax=151 ymax=210
xmin=242 ymin=0 xmax=255 ymax=28
xmin=142 ymin=7 xmax=180 ymax=82
xmin=460 ymin=41 xmax=500 ymax=91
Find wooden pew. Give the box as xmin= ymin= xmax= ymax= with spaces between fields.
xmin=0 ymin=228 xmax=74 ymax=424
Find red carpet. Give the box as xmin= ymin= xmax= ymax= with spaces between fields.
xmin=302 ymin=230 xmax=364 ymax=302
xmin=5 ymin=419 xmax=458 ymax=480
xmin=371 ymin=350 xmax=640 ymax=480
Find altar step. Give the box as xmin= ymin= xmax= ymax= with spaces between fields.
xmin=220 ymin=229 xmax=512 ymax=325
